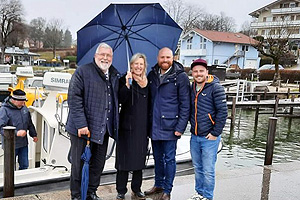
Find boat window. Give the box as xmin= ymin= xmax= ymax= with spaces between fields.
xmin=43 ymin=121 xmax=49 ymax=153
xmin=31 ymin=80 xmax=43 ymax=87
xmin=49 ymin=127 xmax=55 ymax=151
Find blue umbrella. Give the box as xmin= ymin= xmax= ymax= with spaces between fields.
xmin=77 ymin=3 xmax=182 ymax=74
xmin=81 ymin=131 xmax=91 ymax=200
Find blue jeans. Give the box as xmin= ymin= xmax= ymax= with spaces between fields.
xmin=152 ymin=140 xmax=177 ymax=194
xmin=15 ymin=146 xmax=29 ymax=170
xmin=190 ymin=134 xmax=220 ymax=200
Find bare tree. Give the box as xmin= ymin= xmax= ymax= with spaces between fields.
xmin=252 ymin=20 xmax=295 ymax=85
xmin=163 ymin=0 xmax=203 ymax=34
xmin=196 ymin=12 xmax=236 ymax=32
xmin=7 ymin=21 xmax=27 ymax=47
xmin=29 ymin=17 xmax=46 ymax=48
xmin=240 ymin=21 xmax=257 ymax=36
xmin=43 ymin=18 xmax=63 ymax=59
xmin=0 ymin=0 xmax=23 ymax=63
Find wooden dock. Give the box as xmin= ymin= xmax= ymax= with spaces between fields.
xmin=227 ymin=98 xmax=300 ymax=109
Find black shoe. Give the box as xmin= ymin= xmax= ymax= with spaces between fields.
xmin=132 ymin=191 xmax=146 ymax=199
xmin=71 ymin=196 xmax=81 ymax=200
xmin=87 ymin=192 xmax=102 ymax=200
xmin=116 ymin=193 xmax=125 ymax=200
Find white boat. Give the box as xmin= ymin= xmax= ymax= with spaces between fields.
xmin=0 ymin=71 xmax=192 ymax=191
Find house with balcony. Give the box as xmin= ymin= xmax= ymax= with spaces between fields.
xmin=179 ymin=29 xmax=259 ymax=69
xmin=249 ymin=0 xmax=300 ymax=40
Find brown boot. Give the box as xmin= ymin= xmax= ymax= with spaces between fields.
xmin=144 ymin=186 xmax=164 ymax=195
xmin=160 ymin=193 xmax=170 ymax=200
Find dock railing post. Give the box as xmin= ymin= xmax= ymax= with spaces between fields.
xmin=264 ymin=88 xmax=267 ymax=99
xmin=3 ymin=126 xmax=15 ymax=198
xmin=264 ymin=117 xmax=277 ymax=165
xmin=273 ymin=97 xmax=279 ymax=117
xmin=287 ymin=88 xmax=290 ymax=99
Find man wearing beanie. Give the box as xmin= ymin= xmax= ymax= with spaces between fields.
xmin=188 ymin=59 xmax=227 ymax=200
xmin=0 ymin=89 xmax=38 ymax=170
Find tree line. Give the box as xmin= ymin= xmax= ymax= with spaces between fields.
xmin=163 ymin=0 xmax=238 ymax=34
xmin=0 ymin=0 xmax=72 ymax=63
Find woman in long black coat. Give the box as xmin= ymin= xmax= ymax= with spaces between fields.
xmin=115 ymin=53 xmax=149 ymax=200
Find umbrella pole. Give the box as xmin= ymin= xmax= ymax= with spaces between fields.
xmin=126 ymin=40 xmax=132 ymax=85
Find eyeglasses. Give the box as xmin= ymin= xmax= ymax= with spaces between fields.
xmin=95 ymin=53 xmax=112 ymax=58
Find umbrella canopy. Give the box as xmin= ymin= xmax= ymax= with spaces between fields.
xmin=81 ymin=133 xmax=91 ymax=200
xmin=77 ymin=3 xmax=182 ymax=74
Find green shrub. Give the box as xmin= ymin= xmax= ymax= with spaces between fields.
xmin=64 ymin=56 xmax=77 ymax=62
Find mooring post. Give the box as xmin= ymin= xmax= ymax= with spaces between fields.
xmin=264 ymin=117 xmax=277 ymax=165
xmin=287 ymin=88 xmax=290 ymax=99
xmin=230 ymin=97 xmax=236 ymax=132
xmin=3 ymin=126 xmax=15 ymax=198
xmin=254 ymin=95 xmax=260 ymax=132
xmin=273 ymin=97 xmax=279 ymax=117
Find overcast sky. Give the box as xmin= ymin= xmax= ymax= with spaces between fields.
xmin=21 ymin=0 xmax=274 ymax=39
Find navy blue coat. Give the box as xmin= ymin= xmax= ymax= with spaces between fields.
xmin=0 ymin=97 xmax=37 ymax=149
xmin=148 ymin=61 xmax=190 ymax=140
xmin=66 ymin=61 xmax=120 ymax=144
xmin=190 ymin=75 xmax=228 ymax=137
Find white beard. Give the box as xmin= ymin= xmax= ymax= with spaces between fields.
xmin=99 ymin=62 xmax=110 ymax=72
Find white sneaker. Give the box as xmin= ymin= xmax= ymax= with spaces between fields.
xmin=187 ymin=193 xmax=204 ymax=200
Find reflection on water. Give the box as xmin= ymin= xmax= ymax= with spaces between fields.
xmin=214 ymin=109 xmax=300 ymax=170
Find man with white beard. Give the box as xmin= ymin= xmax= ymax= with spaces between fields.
xmin=66 ymin=43 xmax=120 ymax=200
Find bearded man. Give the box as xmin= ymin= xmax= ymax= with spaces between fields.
xmin=66 ymin=43 xmax=120 ymax=200
xmin=187 ymin=59 xmax=227 ymax=200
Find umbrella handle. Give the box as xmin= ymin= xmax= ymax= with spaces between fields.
xmin=129 ymin=78 xmax=132 ymax=85
xmin=87 ymin=130 xmax=91 ymax=145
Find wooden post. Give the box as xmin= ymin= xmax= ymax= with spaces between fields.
xmin=273 ymin=97 xmax=279 ymax=117
xmin=254 ymin=95 xmax=260 ymax=133
xmin=264 ymin=117 xmax=277 ymax=165
xmin=264 ymin=88 xmax=268 ymax=99
xmin=230 ymin=97 xmax=236 ymax=132
xmin=275 ymin=87 xmax=278 ymax=99
xmin=287 ymin=88 xmax=290 ymax=99
xmin=3 ymin=126 xmax=15 ymax=198
xmin=290 ymin=94 xmax=295 ymax=115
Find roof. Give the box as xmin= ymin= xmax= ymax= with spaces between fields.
xmin=192 ymin=29 xmax=257 ymax=45
xmin=249 ymin=0 xmax=300 ymax=17
xmin=0 ymin=47 xmax=40 ymax=56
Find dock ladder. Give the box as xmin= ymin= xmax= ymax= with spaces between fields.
xmin=236 ymin=79 xmax=247 ymax=103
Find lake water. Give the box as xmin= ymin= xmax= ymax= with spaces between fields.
xmin=186 ymin=108 xmax=300 ymax=171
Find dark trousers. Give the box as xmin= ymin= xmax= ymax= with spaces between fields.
xmin=70 ymin=133 xmax=109 ymax=198
xmin=116 ymin=170 xmax=143 ymax=194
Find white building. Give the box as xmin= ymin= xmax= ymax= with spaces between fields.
xmin=249 ymin=0 xmax=300 ymax=40
xmin=0 ymin=47 xmax=40 ymax=66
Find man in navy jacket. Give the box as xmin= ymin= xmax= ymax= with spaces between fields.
xmin=0 ymin=89 xmax=38 ymax=170
xmin=145 ymin=47 xmax=190 ymax=200
xmin=66 ymin=43 xmax=119 ymax=200
xmin=188 ymin=59 xmax=227 ymax=200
